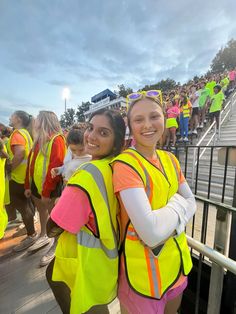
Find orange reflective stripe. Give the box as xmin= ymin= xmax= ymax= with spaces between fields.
xmin=126 ymin=235 xmax=138 ymax=241
xmin=128 ymin=225 xmax=135 ymax=232
xmin=145 ymin=247 xmax=162 ymax=298
xmin=154 ymin=256 xmax=162 ymax=296
xmin=144 ymin=247 xmax=155 ymax=297
xmin=127 ymin=228 xmax=139 ymax=241
xmin=124 ymin=151 xmax=154 ymax=202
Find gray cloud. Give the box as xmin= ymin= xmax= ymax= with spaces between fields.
xmin=0 ymin=0 xmax=236 ymax=112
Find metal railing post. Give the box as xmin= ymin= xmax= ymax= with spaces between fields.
xmin=218 ymin=112 xmax=221 ymax=140
xmin=207 ymin=206 xmax=230 ymax=314
xmin=191 ymin=148 xmax=196 ymax=188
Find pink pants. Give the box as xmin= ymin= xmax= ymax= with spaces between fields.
xmin=118 ymin=270 xmax=188 ymax=314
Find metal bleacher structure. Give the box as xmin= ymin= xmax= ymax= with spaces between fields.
xmin=176 ymin=90 xmax=236 ymax=314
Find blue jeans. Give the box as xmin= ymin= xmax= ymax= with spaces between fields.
xmin=179 ymin=114 xmax=189 ymax=138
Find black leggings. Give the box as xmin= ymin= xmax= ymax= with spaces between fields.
xmin=6 ymin=180 xmax=35 ymax=235
xmin=46 ymin=258 xmax=110 ymax=314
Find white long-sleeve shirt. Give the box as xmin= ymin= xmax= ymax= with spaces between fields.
xmin=119 ymin=181 xmax=196 ymax=248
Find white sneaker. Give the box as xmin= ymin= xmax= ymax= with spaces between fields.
xmin=27 ymin=235 xmax=51 ymax=252
xmin=179 ymin=137 xmax=184 ymax=142
xmin=199 ymin=123 xmax=204 ymax=129
xmin=40 ymin=240 xmax=56 ymax=267
xmin=192 ymin=129 xmax=198 ymax=135
xmin=13 ymin=233 xmax=39 ymax=252
xmin=183 ymin=137 xmax=189 ymax=142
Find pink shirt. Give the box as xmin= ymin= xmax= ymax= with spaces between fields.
xmin=166 ymin=105 xmax=180 ymax=119
xmin=229 ymin=70 xmax=236 ymax=81
xmin=50 ymin=186 xmax=97 ymax=234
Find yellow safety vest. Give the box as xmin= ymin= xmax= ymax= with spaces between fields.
xmin=29 ymin=134 xmax=65 ymax=196
xmin=0 ymin=145 xmax=8 ymax=239
xmin=182 ymin=103 xmax=190 ymax=118
xmin=7 ymin=129 xmax=32 ymax=184
xmin=112 ymin=148 xmax=192 ymax=299
xmin=52 ymin=157 xmax=119 ymax=314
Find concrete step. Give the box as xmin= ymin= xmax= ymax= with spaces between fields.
xmin=180 ymin=162 xmax=236 ymax=176
xmin=176 ymin=91 xmax=236 ymax=205
xmin=190 ymin=180 xmax=234 ymax=198
xmin=195 ymin=190 xmax=233 ymax=205
xmin=185 ymin=172 xmax=235 ymax=186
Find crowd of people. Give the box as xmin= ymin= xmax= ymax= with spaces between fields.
xmin=0 ymin=68 xmax=235 ymax=313
xmin=157 ymin=69 xmax=236 ymax=148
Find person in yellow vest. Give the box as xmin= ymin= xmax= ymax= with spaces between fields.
xmin=46 ymin=108 xmax=126 ymax=314
xmin=178 ymin=94 xmax=192 ymax=142
xmin=0 ymin=124 xmax=11 ymax=206
xmin=19 ymin=111 xmax=66 ymax=266
xmin=6 ymin=111 xmax=37 ymax=240
xmin=0 ymin=139 xmax=9 ymax=239
xmin=112 ymin=90 xmax=196 ymax=314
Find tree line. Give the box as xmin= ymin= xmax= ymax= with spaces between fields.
xmin=61 ymin=38 xmax=236 ymax=127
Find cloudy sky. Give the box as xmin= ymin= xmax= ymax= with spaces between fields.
xmin=0 ymin=0 xmax=236 ymax=124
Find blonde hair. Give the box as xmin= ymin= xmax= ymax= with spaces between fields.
xmin=127 ymin=96 xmax=163 ymax=133
xmin=34 ymin=111 xmax=62 ymax=155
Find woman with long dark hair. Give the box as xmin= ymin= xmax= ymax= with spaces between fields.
xmin=46 ymin=109 xmax=125 ymax=314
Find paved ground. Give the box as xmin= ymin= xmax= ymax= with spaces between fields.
xmin=0 ymin=220 xmax=120 ymax=314
xmin=0 ymin=200 xmax=218 ymax=314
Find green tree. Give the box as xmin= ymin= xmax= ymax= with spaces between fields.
xmin=60 ymin=108 xmax=76 ymax=128
xmin=142 ymin=78 xmax=177 ymax=92
xmin=116 ymin=84 xmax=133 ymax=98
xmin=211 ymin=39 xmax=236 ymax=73
xmin=76 ymin=101 xmax=91 ymax=122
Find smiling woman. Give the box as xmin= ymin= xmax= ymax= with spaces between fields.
xmin=46 ymin=108 xmax=126 ymax=314
xmin=112 ymin=93 xmax=196 ymax=314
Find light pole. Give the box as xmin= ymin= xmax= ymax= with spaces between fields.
xmin=62 ymin=87 xmax=70 ymax=115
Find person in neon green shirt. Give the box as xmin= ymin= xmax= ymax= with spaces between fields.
xmin=209 ymin=85 xmax=225 ymax=133
xmin=220 ymin=75 xmax=230 ymax=96
xmin=206 ymin=79 xmax=216 ymax=96
xmin=198 ymin=81 xmax=211 ymax=128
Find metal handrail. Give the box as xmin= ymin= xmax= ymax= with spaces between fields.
xmin=196 ymin=92 xmax=235 ymax=147
xmin=187 ymin=236 xmax=236 ymax=275
xmin=195 ymin=194 xmax=236 ymax=212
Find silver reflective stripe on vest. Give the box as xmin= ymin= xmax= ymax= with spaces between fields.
xmin=147 ymin=249 xmax=161 ymax=299
xmin=124 ymin=151 xmax=151 ymax=199
xmin=167 ymin=153 xmax=179 ymax=183
xmin=77 ymin=230 xmax=118 ymax=259
xmin=20 ymin=129 xmax=32 ymax=152
xmin=79 ymin=163 xmax=118 ymax=257
xmin=127 ymin=230 xmax=137 ymax=237
xmin=143 ymin=167 xmax=151 ymax=199
xmin=80 ymin=163 xmax=110 ymax=209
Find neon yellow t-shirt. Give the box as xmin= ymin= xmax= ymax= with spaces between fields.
xmin=199 ymin=88 xmax=210 ymax=108
xmin=206 ymin=81 xmax=216 ymax=96
xmin=210 ymin=92 xmax=225 ymax=113
xmin=221 ymin=77 xmax=229 ymax=88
